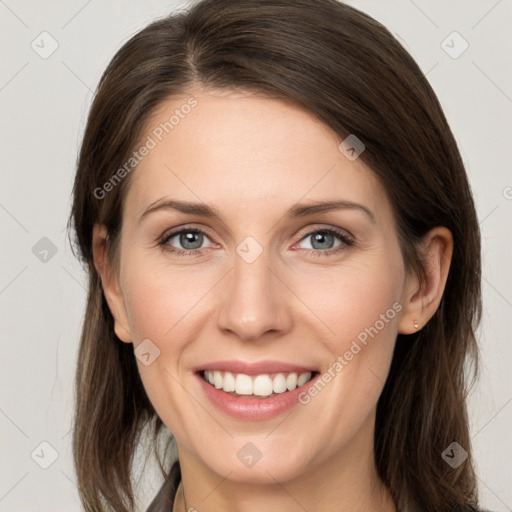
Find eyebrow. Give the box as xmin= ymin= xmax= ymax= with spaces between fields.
xmin=138 ymin=198 xmax=375 ymax=224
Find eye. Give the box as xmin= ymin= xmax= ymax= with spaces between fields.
xmin=160 ymin=227 xmax=215 ymax=256
xmin=294 ymin=227 xmax=354 ymax=256
xmin=159 ymin=225 xmax=355 ymax=258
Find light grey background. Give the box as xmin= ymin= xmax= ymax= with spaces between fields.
xmin=1 ymin=0 xmax=511 ymax=510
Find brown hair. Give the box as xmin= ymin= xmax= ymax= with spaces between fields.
xmin=68 ymin=1 xmax=482 ymax=511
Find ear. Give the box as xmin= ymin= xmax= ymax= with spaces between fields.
xmin=398 ymin=226 xmax=453 ymax=334
xmin=92 ymin=224 xmax=133 ymax=343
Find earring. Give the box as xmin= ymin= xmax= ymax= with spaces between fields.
xmin=413 ymin=319 xmax=419 ymax=330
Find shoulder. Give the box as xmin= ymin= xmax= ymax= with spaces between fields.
xmin=145 ymin=478 xmax=175 ymax=512
xmin=146 ymin=460 xmax=182 ymax=512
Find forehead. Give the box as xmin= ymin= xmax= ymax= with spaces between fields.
xmin=124 ymin=89 xmax=391 ymax=225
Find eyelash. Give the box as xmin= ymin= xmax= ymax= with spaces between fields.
xmin=159 ymin=225 xmax=355 ymax=258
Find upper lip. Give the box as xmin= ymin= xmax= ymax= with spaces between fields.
xmin=194 ymin=360 xmax=318 ymax=376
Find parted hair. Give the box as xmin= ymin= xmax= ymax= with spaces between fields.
xmin=69 ymin=1 xmax=482 ymax=511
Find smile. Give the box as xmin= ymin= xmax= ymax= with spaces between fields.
xmin=194 ymin=361 xmax=321 ymax=420
xmin=201 ymin=370 xmax=317 ymax=398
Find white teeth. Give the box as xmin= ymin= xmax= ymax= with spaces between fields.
xmin=235 ymin=374 xmax=253 ymax=395
xmin=272 ymin=373 xmax=287 ymax=394
xmin=213 ymin=370 xmax=223 ymax=389
xmin=286 ymin=372 xmax=298 ymax=391
xmin=297 ymin=371 xmax=312 ymax=387
xmin=223 ymin=371 xmax=235 ymax=392
xmin=203 ymin=370 xmax=314 ymax=396
xmin=253 ymin=375 xmax=273 ymax=396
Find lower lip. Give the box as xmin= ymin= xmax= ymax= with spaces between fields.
xmin=195 ymin=372 xmax=320 ymax=421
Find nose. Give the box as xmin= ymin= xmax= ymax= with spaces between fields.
xmin=216 ymin=247 xmax=293 ymax=342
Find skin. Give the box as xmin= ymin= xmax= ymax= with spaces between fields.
xmin=93 ymin=87 xmax=453 ymax=512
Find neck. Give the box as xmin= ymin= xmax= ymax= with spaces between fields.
xmin=172 ymin=413 xmax=396 ymax=512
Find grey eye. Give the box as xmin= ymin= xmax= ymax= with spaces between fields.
xmin=298 ymin=231 xmax=343 ymax=251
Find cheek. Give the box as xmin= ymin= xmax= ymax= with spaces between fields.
xmin=297 ymin=255 xmax=404 ymax=352
xmin=289 ymin=260 xmax=404 ymax=457
xmin=295 ymin=255 xmax=404 ymax=417
xmin=118 ymin=260 xmax=210 ymax=438
xmin=120 ymin=256 xmax=209 ymax=343
xmin=121 ymin=243 xmax=405 ymax=361
xmin=116 ymin=241 xmax=405 ymax=473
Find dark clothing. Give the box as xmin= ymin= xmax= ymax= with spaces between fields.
xmin=146 ymin=476 xmax=176 ymax=512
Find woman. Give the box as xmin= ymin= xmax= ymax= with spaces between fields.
xmin=69 ymin=0 xmax=487 ymax=511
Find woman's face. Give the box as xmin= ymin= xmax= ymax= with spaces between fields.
xmin=106 ymin=88 xmax=415 ymax=484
